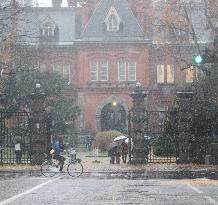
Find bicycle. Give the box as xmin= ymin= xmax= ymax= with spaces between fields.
xmin=40 ymin=149 xmax=83 ymax=178
xmin=31 ymin=152 xmax=50 ymax=165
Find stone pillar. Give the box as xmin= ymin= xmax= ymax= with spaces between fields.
xmin=129 ymin=82 xmax=148 ymax=164
xmin=176 ymin=91 xmax=193 ymax=164
xmin=29 ymin=83 xmax=49 ymax=164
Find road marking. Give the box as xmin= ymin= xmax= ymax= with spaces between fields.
xmin=0 ymin=176 xmax=61 ymax=205
xmin=204 ymin=196 xmax=218 ymax=205
xmin=187 ymin=184 xmax=203 ymax=194
xmin=187 ymin=183 xmax=217 ymax=205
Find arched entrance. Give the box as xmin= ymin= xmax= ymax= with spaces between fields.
xmin=100 ymin=103 xmax=127 ymax=133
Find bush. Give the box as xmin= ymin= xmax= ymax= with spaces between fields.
xmin=93 ymin=130 xmax=124 ymax=152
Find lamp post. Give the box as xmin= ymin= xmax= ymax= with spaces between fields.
xmin=129 ymin=82 xmax=148 ymax=164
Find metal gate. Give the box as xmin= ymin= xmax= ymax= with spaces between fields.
xmin=146 ymin=111 xmax=178 ymax=163
xmin=0 ymin=112 xmax=31 ymax=164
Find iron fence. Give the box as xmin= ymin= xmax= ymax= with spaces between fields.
xmin=128 ymin=110 xmax=178 ymax=163
xmin=0 ymin=112 xmax=31 ymax=164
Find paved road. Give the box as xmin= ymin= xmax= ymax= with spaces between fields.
xmin=0 ymin=175 xmax=218 ymax=205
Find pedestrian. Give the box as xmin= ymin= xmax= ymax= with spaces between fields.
xmin=121 ymin=142 xmax=128 ymax=163
xmin=108 ymin=146 xmax=116 ymax=164
xmin=52 ymin=137 xmax=66 ymax=173
xmin=115 ymin=144 xmax=122 ymax=164
xmin=86 ymin=136 xmax=92 ymax=151
xmin=15 ymin=140 xmax=22 ymax=164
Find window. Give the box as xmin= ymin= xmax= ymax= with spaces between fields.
xmin=118 ymin=61 xmax=136 ymax=81
xmin=52 ymin=64 xmax=62 ymax=75
xmin=40 ymin=16 xmax=59 ymax=42
xmin=128 ymin=62 xmax=136 ymax=81
xmin=186 ymin=67 xmax=194 ymax=83
xmin=90 ymin=62 xmax=98 ymax=81
xmin=42 ymin=22 xmax=54 ymax=37
xmin=167 ymin=64 xmax=174 ymax=83
xmin=99 ymin=62 xmax=108 ymax=81
xmin=157 ymin=64 xmax=165 ymax=83
xmin=118 ymin=62 xmax=126 ymax=81
xmin=63 ymin=65 xmax=70 ymax=82
xmin=52 ymin=64 xmax=71 ymax=82
xmin=90 ymin=61 xmax=108 ymax=81
xmin=157 ymin=64 xmax=174 ymax=84
xmin=104 ymin=7 xmax=122 ymax=32
xmin=108 ymin=14 xmax=118 ymax=31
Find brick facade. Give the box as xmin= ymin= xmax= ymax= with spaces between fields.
xmin=3 ymin=0 xmax=204 ymax=135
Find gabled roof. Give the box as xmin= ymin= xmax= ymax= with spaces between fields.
xmin=17 ymin=7 xmax=76 ymax=45
xmin=81 ymin=0 xmax=146 ymax=42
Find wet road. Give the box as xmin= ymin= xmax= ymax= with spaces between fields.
xmin=0 ymin=175 xmax=218 ymax=205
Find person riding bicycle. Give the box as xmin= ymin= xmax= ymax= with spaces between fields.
xmin=52 ymin=137 xmax=66 ymax=172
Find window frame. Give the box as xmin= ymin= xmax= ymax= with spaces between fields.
xmin=118 ymin=61 xmax=126 ymax=81
xmin=99 ymin=61 xmax=108 ymax=81
xmin=63 ymin=64 xmax=71 ymax=83
xmin=185 ymin=66 xmax=194 ymax=83
xmin=166 ymin=64 xmax=174 ymax=83
xmin=108 ymin=14 xmax=118 ymax=31
xmin=157 ymin=64 xmax=165 ymax=84
xmin=90 ymin=61 xmax=98 ymax=81
xmin=128 ymin=61 xmax=136 ymax=81
xmin=52 ymin=64 xmax=62 ymax=76
xmin=104 ymin=7 xmax=122 ymax=32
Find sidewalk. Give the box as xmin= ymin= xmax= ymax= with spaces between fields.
xmin=0 ymin=151 xmax=218 ymax=179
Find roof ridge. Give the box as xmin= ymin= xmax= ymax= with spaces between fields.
xmin=82 ymin=0 xmax=103 ymax=34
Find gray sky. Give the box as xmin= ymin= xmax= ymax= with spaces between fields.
xmin=36 ymin=0 xmax=68 ymax=7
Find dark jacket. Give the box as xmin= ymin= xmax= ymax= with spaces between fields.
xmin=53 ymin=140 xmax=63 ymax=155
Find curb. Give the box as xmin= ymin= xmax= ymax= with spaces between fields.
xmin=0 ymin=169 xmax=218 ymax=180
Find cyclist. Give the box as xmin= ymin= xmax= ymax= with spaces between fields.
xmin=52 ymin=137 xmax=66 ymax=172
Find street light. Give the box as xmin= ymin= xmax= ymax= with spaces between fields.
xmin=112 ymin=101 xmax=117 ymax=107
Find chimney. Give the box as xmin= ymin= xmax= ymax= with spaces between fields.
xmin=24 ymin=0 xmax=32 ymax=7
xmin=52 ymin=0 xmax=62 ymax=7
xmin=67 ymin=0 xmax=77 ymax=7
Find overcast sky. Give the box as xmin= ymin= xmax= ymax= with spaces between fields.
xmin=36 ymin=0 xmax=68 ymax=7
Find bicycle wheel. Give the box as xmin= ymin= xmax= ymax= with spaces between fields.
xmin=31 ymin=153 xmax=48 ymax=165
xmin=41 ymin=160 xmax=59 ymax=177
xmin=67 ymin=161 xmax=83 ymax=178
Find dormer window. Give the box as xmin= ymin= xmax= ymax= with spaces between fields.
xmin=104 ymin=7 xmax=122 ymax=31
xmin=108 ymin=14 xmax=118 ymax=31
xmin=42 ymin=22 xmax=54 ymax=37
xmin=40 ymin=16 xmax=59 ymax=42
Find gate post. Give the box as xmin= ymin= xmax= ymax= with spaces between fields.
xmin=129 ymin=82 xmax=148 ymax=164
xmin=29 ymin=83 xmax=49 ymax=162
xmin=176 ymin=91 xmax=193 ymax=164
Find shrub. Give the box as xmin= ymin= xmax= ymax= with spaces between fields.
xmin=93 ymin=130 xmax=124 ymax=152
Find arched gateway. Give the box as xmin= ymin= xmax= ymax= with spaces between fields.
xmin=101 ymin=103 xmax=126 ymax=132
xmin=96 ymin=96 xmax=128 ymax=133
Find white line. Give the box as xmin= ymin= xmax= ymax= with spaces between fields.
xmin=0 ymin=177 xmax=61 ymax=205
xmin=187 ymin=184 xmax=203 ymax=194
xmin=204 ymin=196 xmax=218 ymax=205
xmin=187 ymin=184 xmax=217 ymax=205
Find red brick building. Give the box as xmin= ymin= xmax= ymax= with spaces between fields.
xmin=9 ymin=0 xmax=207 ymax=136
xmin=73 ymin=0 xmax=153 ymax=134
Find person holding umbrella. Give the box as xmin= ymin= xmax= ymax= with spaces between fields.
xmin=121 ymin=141 xmax=128 ymax=163
xmin=107 ymin=142 xmax=117 ymax=164
xmin=113 ymin=136 xmax=127 ymax=164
